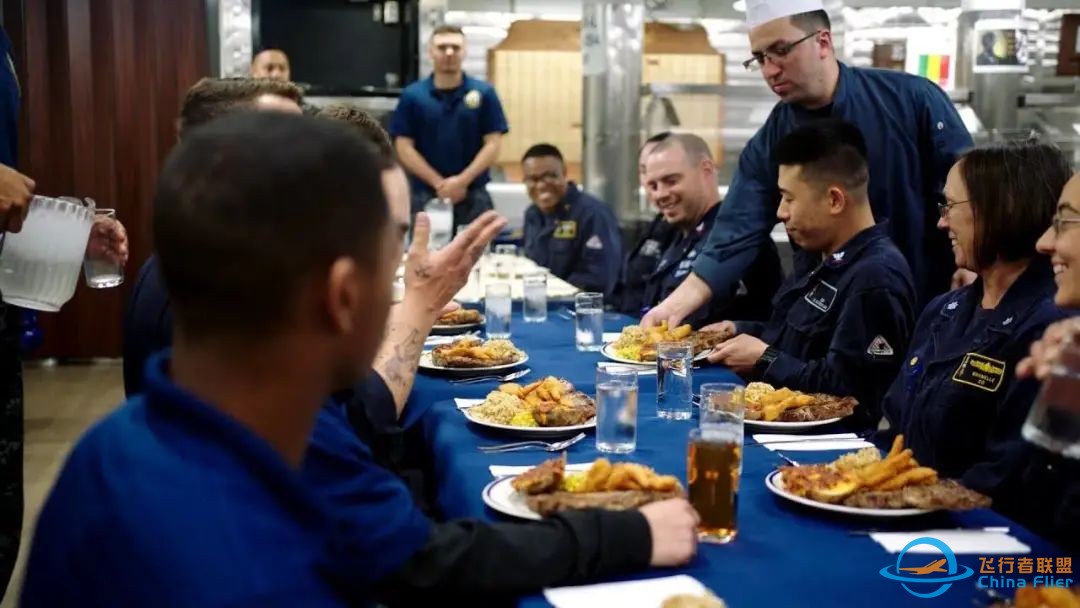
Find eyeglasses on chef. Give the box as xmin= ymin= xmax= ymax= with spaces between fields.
xmin=742 ymin=30 xmax=821 ymax=71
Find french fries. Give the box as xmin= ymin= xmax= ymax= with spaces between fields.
xmin=782 ymin=436 xmax=942 ymax=503
xmin=577 ymin=459 xmax=680 ymax=493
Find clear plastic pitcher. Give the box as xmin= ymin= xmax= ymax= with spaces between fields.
xmin=0 ymin=196 xmax=93 ymax=311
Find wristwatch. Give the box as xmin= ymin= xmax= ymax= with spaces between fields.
xmin=753 ymin=347 xmax=781 ymax=378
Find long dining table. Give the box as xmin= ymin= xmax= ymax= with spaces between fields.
xmin=406 ymin=308 xmax=1073 ymax=607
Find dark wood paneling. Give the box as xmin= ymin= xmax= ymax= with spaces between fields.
xmin=10 ymin=0 xmax=208 ymax=358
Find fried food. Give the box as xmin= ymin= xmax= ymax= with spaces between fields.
xmin=610 ymin=322 xmax=724 ymax=362
xmin=468 ymin=377 xmax=597 ymax=428
xmin=515 ymin=457 xmax=684 ymax=516
xmin=1006 ymin=587 xmax=1080 ymax=608
xmin=435 ymin=308 xmax=483 ymax=326
xmin=779 ymin=435 xmax=990 ymax=511
xmin=661 ymin=593 xmax=728 ymax=608
xmin=511 ymin=454 xmax=565 ymax=495
xmin=742 ymin=382 xmax=857 ymax=423
xmin=431 ymin=337 xmax=524 ymax=368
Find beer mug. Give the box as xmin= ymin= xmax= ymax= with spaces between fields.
xmin=688 ymin=382 xmax=745 ymax=544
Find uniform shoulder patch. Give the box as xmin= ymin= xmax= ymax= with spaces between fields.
xmin=867 ymin=335 xmax=895 ymax=357
xmin=585 ymin=235 xmax=604 ymax=250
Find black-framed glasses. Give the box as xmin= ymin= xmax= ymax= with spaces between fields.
xmin=523 ymin=172 xmax=561 ymax=187
xmin=1052 ymin=212 xmax=1080 ymax=235
xmin=742 ymin=30 xmax=821 ymax=71
xmin=937 ymin=199 xmax=970 ymax=218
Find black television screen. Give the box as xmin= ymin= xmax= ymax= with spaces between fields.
xmin=254 ymin=0 xmax=418 ymax=95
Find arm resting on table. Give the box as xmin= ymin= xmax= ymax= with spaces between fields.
xmin=378 ymin=509 xmax=652 ymax=601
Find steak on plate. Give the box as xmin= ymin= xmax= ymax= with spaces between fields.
xmin=525 ymin=489 xmax=683 ymax=516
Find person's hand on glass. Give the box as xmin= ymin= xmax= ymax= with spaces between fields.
xmin=1017 ymin=318 xmax=1080 ymax=381
xmin=86 ymin=215 xmax=129 ymax=266
xmin=0 ymin=163 xmax=34 ymax=233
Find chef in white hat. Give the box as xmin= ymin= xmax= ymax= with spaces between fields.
xmin=642 ymin=0 xmax=974 ymax=335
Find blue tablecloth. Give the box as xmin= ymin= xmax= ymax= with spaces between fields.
xmin=409 ymin=311 xmax=1074 ymax=607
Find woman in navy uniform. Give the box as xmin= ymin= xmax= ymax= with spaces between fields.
xmin=879 ymin=142 xmax=1072 ymax=489
xmin=971 ymin=173 xmax=1080 ymax=550
xmin=521 ymin=144 xmax=623 ymax=297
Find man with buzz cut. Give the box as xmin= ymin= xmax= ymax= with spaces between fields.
xmin=22 ymin=113 xmax=700 ymax=606
xmin=391 ymin=24 xmax=509 ymax=233
xmin=705 ymin=119 xmax=916 ymax=429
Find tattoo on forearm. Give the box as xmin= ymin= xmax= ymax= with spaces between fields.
xmin=374 ymin=325 xmax=426 ymax=412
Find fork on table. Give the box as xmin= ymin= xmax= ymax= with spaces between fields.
xmin=478 ymin=432 xmax=587 ymax=454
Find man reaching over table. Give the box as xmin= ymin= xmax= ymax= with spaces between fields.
xmin=642 ymin=0 xmax=970 ymax=330
xmin=704 ymin=119 xmax=916 ymax=429
xmin=22 ymin=113 xmax=700 ymax=605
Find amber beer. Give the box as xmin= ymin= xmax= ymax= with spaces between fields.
xmin=687 ymin=428 xmax=740 ymax=543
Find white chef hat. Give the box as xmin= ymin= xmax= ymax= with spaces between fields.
xmin=745 ymin=0 xmax=826 ymax=29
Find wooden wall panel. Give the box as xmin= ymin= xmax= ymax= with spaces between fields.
xmin=10 ymin=0 xmax=209 ymax=359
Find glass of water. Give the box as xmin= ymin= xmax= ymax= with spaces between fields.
xmin=657 ymin=341 xmax=693 ymax=420
xmin=83 ymin=208 xmax=124 ymax=289
xmin=523 ymin=272 xmax=548 ymax=323
xmin=1022 ymin=341 xmax=1080 ymax=459
xmin=699 ymin=383 xmax=745 ymax=429
xmin=493 ymin=244 xmax=517 ymax=279
xmin=575 ymin=292 xmax=604 ymax=352
xmin=484 ymin=283 xmax=512 ymax=338
xmin=596 ymin=367 xmax=638 ymax=454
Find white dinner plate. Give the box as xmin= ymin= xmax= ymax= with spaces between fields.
xmin=418 ymin=351 xmax=529 ymax=376
xmin=599 ymin=342 xmax=713 ymax=366
xmin=744 ymin=417 xmax=847 ymax=432
xmin=764 ymin=469 xmax=935 ymax=517
xmin=461 ymin=407 xmax=596 ymax=437
xmin=429 ymin=318 xmax=484 ymax=335
xmin=482 ymin=476 xmax=542 ymax=520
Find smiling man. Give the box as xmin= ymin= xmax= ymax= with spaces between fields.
xmin=705 ymin=120 xmax=916 ymax=429
xmin=621 ymin=133 xmax=780 ymax=325
xmin=521 ymin=143 xmax=623 ymax=297
xmin=642 ymin=0 xmax=971 ymax=331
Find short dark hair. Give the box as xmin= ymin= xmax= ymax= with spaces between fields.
xmin=958 ymin=141 xmax=1072 ymax=269
xmin=431 ymin=25 xmax=464 ymax=38
xmin=179 ymin=77 xmax=303 ymax=137
xmin=251 ymin=48 xmax=289 ymax=64
xmin=522 ymin=143 xmax=564 ymax=165
xmin=790 ymin=10 xmax=831 ymax=34
xmin=650 ymin=133 xmax=714 ymax=163
xmin=154 ymin=112 xmax=389 ymax=339
xmin=774 ymin=118 xmax=869 ymax=192
xmin=317 ymin=104 xmax=394 ymax=161
xmin=640 ymin=131 xmax=672 ymax=155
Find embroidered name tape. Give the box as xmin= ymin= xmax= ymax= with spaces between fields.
xmin=952 ymin=353 xmax=1006 ymax=392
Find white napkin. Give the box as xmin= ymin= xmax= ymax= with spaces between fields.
xmin=597 ymin=362 xmax=656 ymax=375
xmin=751 ymin=432 xmax=874 ymax=452
xmin=424 ymin=335 xmax=459 ymax=347
xmin=489 ymin=463 xmax=592 ymax=478
xmin=543 ymin=575 xmax=712 ymax=608
xmin=871 ymin=530 xmax=1030 ymax=555
xmin=602 ymin=332 xmax=622 ymax=343
xmin=455 ymin=398 xmax=484 ymax=410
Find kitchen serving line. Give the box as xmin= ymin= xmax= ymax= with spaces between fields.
xmin=407 ymin=310 xmax=1071 ymax=607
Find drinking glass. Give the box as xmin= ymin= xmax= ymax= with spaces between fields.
xmin=423 ymin=198 xmax=453 ymax=250
xmin=1022 ymin=341 xmax=1080 ymax=459
xmin=493 ymin=243 xmax=517 ymax=279
xmin=699 ymin=383 xmax=745 ymax=428
xmin=574 ymin=292 xmax=604 ymax=352
xmin=656 ymin=341 xmax=693 ymax=420
xmin=688 ymin=426 xmax=741 ymax=544
xmin=484 ymin=283 xmax=512 ymax=338
xmin=82 ymin=208 xmax=124 ymax=289
xmin=523 ymin=272 xmax=548 ymax=323
xmin=596 ymin=367 xmax=638 ymax=454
